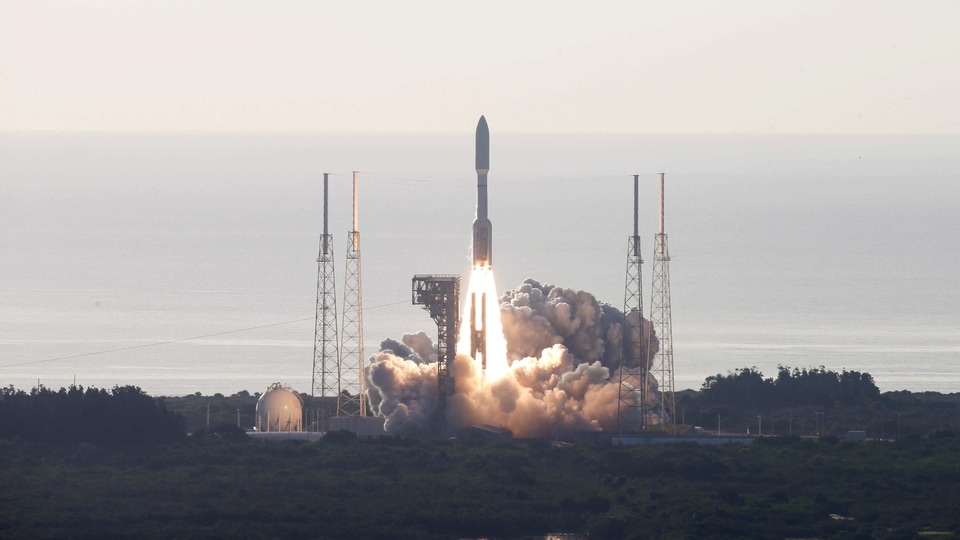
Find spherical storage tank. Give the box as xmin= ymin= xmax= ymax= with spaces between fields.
xmin=256 ymin=383 xmax=303 ymax=432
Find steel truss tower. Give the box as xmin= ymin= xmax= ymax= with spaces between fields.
xmin=312 ymin=172 xmax=339 ymax=432
xmin=650 ymin=173 xmax=676 ymax=427
xmin=618 ymin=174 xmax=647 ymax=434
xmin=339 ymin=171 xmax=365 ymax=417
xmin=412 ymin=275 xmax=461 ymax=436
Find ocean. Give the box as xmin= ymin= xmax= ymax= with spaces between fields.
xmin=1 ymin=132 xmax=958 ymax=396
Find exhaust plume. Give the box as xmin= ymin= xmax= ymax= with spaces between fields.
xmin=364 ymin=279 xmax=662 ymax=437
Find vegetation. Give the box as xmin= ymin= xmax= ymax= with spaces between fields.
xmin=158 ymin=389 xmax=261 ymax=433
xmin=2 ymin=433 xmax=960 ymax=538
xmin=1 ymin=370 xmax=959 ymax=538
xmin=0 ymin=385 xmax=184 ymax=446
xmin=701 ymin=365 xmax=880 ymax=409
xmin=676 ymin=366 xmax=960 ymax=439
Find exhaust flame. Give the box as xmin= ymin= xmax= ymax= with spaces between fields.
xmin=364 ymin=279 xmax=662 ymax=437
xmin=458 ymin=264 xmax=509 ymax=381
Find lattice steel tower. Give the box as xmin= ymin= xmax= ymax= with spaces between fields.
xmin=339 ymin=171 xmax=365 ymax=417
xmin=650 ymin=173 xmax=676 ymax=427
xmin=618 ymin=174 xmax=647 ymax=434
xmin=312 ymin=172 xmax=339 ymax=432
xmin=412 ymin=275 xmax=461 ymax=436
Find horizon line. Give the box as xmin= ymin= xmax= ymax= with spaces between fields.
xmin=2 ymin=129 xmax=958 ymax=136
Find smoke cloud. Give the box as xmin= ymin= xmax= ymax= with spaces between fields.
xmin=364 ymin=279 xmax=662 ymax=437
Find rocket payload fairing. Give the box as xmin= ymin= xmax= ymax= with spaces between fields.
xmin=472 ymin=116 xmax=492 ymax=267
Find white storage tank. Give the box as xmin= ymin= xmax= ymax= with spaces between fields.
xmin=256 ymin=383 xmax=303 ymax=432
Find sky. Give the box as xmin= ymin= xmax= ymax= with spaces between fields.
xmin=1 ymin=0 xmax=959 ymax=133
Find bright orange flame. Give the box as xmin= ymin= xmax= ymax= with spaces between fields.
xmin=458 ymin=265 xmax=509 ymax=382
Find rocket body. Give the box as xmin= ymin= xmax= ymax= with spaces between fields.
xmin=472 ymin=116 xmax=492 ymax=266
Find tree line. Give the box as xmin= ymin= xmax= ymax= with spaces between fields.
xmin=0 ymin=385 xmax=185 ymax=446
xmin=700 ymin=365 xmax=880 ymax=409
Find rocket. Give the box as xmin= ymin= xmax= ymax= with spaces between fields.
xmin=472 ymin=115 xmax=492 ymax=267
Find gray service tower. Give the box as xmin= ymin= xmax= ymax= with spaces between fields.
xmin=472 ymin=115 xmax=492 ymax=267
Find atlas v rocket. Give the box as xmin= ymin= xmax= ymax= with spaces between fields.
xmin=470 ymin=116 xmax=491 ymax=372
xmin=472 ymin=116 xmax=492 ymax=267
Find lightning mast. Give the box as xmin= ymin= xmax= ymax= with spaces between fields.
xmin=618 ymin=174 xmax=647 ymax=434
xmin=312 ymin=172 xmax=339 ymax=432
xmin=339 ymin=171 xmax=365 ymax=417
xmin=650 ymin=173 xmax=676 ymax=428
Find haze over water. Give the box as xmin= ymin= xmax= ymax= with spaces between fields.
xmin=1 ymin=132 xmax=958 ymax=396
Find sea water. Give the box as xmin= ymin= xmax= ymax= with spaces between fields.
xmin=1 ymin=132 xmax=958 ymax=395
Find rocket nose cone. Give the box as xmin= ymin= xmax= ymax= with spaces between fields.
xmin=476 ymin=116 xmax=490 ymax=170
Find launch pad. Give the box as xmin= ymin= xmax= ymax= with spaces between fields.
xmin=313 ymin=115 xmax=677 ymax=439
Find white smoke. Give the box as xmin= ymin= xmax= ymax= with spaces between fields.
xmin=364 ymin=279 xmax=662 ymax=437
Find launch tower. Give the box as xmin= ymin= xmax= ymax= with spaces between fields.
xmin=617 ymin=174 xmax=647 ymax=434
xmin=339 ymin=171 xmax=365 ymax=417
xmin=650 ymin=173 xmax=675 ymax=427
xmin=312 ymin=172 xmax=339 ymax=432
xmin=412 ymin=274 xmax=461 ymax=436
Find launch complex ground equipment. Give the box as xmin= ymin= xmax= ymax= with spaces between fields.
xmin=412 ymin=274 xmax=461 ymax=436
xmin=618 ymin=174 xmax=647 ymax=435
xmin=312 ymin=172 xmax=338 ymax=433
xmin=650 ymin=173 xmax=676 ymax=429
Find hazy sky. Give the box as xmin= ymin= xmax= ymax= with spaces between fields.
xmin=2 ymin=0 xmax=958 ymax=133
